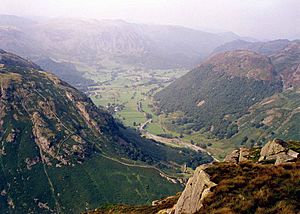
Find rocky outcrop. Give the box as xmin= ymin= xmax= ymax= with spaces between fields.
xmin=223 ymin=149 xmax=239 ymax=163
xmin=224 ymin=139 xmax=299 ymax=165
xmin=76 ymin=101 xmax=102 ymax=135
xmin=224 ymin=148 xmax=251 ymax=164
xmin=174 ymin=165 xmax=216 ymax=214
xmin=239 ymin=147 xmax=251 ymax=162
xmin=259 ymin=139 xmax=299 ymax=165
xmin=171 ymin=140 xmax=299 ymax=214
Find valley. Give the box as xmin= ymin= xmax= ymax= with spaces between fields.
xmin=82 ymin=63 xmax=232 ymax=160
xmin=0 ymin=51 xmax=212 ymax=213
xmin=81 ymin=41 xmax=300 ymax=162
xmin=0 ymin=10 xmax=299 ymax=213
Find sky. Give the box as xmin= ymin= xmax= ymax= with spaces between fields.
xmin=1 ymin=0 xmax=300 ymax=40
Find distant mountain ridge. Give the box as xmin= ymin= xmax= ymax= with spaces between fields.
xmin=0 ymin=14 xmax=246 ymax=69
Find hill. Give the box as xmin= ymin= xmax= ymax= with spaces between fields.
xmin=213 ymin=39 xmax=291 ymax=56
xmin=213 ymin=39 xmax=300 ymax=88
xmin=0 ymin=50 xmax=212 ymax=213
xmin=270 ymin=41 xmax=300 ymax=89
xmin=154 ymin=50 xmax=283 ymax=138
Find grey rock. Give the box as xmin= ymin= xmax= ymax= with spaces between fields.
xmin=175 ymin=165 xmax=216 ymax=214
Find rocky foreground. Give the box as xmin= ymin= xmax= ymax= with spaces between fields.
xmin=89 ymin=139 xmax=300 ymax=214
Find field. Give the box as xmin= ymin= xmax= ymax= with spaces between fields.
xmin=85 ymin=64 xmax=187 ymax=131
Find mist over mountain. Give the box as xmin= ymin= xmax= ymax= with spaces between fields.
xmin=0 ymin=15 xmax=247 ymax=70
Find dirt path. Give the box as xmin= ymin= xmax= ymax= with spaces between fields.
xmin=141 ymin=130 xmax=219 ymax=162
xmin=139 ymin=119 xmax=152 ymax=131
xmin=96 ymin=147 xmax=182 ymax=184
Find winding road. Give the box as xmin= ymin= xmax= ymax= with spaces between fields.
xmin=139 ymin=118 xmax=220 ymax=162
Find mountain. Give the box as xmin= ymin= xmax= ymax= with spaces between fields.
xmin=90 ymin=139 xmax=300 ymax=214
xmin=0 ymin=15 xmax=245 ymax=69
xmin=270 ymin=41 xmax=300 ymax=88
xmin=213 ymin=39 xmax=300 ymax=88
xmin=0 ymin=26 xmax=42 ymax=57
xmin=0 ymin=50 xmax=212 ymax=213
xmin=154 ymin=50 xmax=283 ymax=138
xmin=0 ymin=14 xmax=36 ymax=29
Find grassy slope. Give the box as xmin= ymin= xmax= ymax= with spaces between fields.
xmin=154 ymin=65 xmax=282 ymax=139
xmin=0 ymin=59 xmax=209 ymax=213
xmin=0 ymin=147 xmax=182 ymax=213
xmin=48 ymin=155 xmax=182 ymax=213
xmin=200 ymin=162 xmax=300 ymax=214
xmin=154 ymin=89 xmax=300 ymax=160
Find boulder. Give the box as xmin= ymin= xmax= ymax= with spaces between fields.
xmin=224 ymin=149 xmax=239 ymax=163
xmin=259 ymin=139 xmax=299 ymax=165
xmin=174 ymin=165 xmax=216 ymax=214
xmin=224 ymin=148 xmax=251 ymax=163
xmin=239 ymin=148 xmax=251 ymax=162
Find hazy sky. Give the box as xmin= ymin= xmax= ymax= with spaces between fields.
xmin=1 ymin=0 xmax=300 ymax=39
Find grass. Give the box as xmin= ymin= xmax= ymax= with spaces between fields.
xmin=48 ymin=155 xmax=182 ymax=213
xmin=88 ymin=161 xmax=300 ymax=214
xmin=200 ymin=162 xmax=300 ymax=214
xmin=88 ymin=66 xmax=188 ymax=130
xmin=145 ymin=123 xmax=165 ymax=135
xmin=86 ymin=61 xmax=300 ymax=161
xmin=87 ymin=193 xmax=181 ymax=214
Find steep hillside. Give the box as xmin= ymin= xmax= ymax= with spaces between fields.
xmin=230 ymin=89 xmax=300 ymax=148
xmin=270 ymin=41 xmax=300 ymax=88
xmin=90 ymin=139 xmax=300 ymax=214
xmin=0 ymin=50 xmax=212 ymax=213
xmin=0 ymin=15 xmax=244 ymax=69
xmin=35 ymin=57 xmax=94 ymax=90
xmin=154 ymin=50 xmax=282 ymax=138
